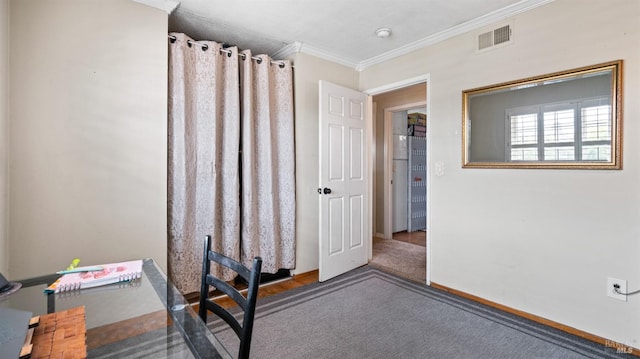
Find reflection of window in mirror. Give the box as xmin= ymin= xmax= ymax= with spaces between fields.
xmin=507 ymin=97 xmax=611 ymax=162
xmin=462 ymin=60 xmax=622 ymax=169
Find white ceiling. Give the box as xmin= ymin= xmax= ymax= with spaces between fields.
xmin=160 ymin=0 xmax=553 ymax=70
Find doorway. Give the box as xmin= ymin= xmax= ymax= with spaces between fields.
xmin=389 ymin=106 xmax=427 ymax=237
xmin=369 ymin=80 xmax=429 ymax=284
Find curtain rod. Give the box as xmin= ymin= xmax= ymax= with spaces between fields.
xmin=168 ymin=35 xmax=291 ymax=68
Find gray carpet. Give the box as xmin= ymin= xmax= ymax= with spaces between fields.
xmin=210 ymin=266 xmax=623 ymax=359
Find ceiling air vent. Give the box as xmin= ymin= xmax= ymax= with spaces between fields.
xmin=477 ymin=24 xmax=512 ymax=51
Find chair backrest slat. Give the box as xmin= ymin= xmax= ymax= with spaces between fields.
xmin=208 ymin=251 xmax=252 ymax=280
xmin=205 ymin=274 xmax=248 ymax=309
xmin=199 ymin=235 xmax=262 ymax=359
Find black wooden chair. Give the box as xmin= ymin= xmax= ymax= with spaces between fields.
xmin=199 ymin=235 xmax=262 ymax=359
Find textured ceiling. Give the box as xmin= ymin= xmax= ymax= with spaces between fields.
xmin=168 ymin=0 xmax=552 ymax=69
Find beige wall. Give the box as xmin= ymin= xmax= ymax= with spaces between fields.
xmin=360 ymin=0 xmax=639 ymax=346
xmin=290 ymin=52 xmax=359 ymax=274
xmin=8 ymin=0 xmax=168 ymax=278
xmin=371 ymin=84 xmax=426 ymax=234
xmin=0 ymin=0 xmax=7 ymax=274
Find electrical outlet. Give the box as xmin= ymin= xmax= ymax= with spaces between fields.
xmin=607 ymin=277 xmax=627 ymax=301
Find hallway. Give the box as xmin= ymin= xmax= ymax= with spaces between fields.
xmin=369 ymin=231 xmax=426 ymax=283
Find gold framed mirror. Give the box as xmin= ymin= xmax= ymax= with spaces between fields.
xmin=462 ymin=60 xmax=623 ymax=169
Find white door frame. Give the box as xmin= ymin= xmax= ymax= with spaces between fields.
xmin=383 ymin=101 xmax=427 ymax=241
xmin=364 ymin=74 xmax=431 ymax=285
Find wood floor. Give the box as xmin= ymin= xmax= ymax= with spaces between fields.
xmin=392 ymin=230 xmax=426 ymax=247
xmin=211 ymin=269 xmax=318 ymax=309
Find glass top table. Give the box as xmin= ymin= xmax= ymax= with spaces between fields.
xmin=0 ymin=258 xmax=231 ymax=359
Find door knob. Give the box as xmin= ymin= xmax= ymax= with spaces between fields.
xmin=323 ymin=187 xmax=332 ymax=194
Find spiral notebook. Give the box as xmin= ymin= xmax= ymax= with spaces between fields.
xmin=45 ymin=260 xmax=143 ymax=293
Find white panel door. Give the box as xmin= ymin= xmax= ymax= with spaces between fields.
xmin=319 ymin=80 xmax=369 ymax=282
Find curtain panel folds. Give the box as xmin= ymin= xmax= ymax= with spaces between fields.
xmin=168 ymin=33 xmax=295 ymax=294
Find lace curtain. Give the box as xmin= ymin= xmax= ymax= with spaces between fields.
xmin=168 ymin=33 xmax=295 ymax=294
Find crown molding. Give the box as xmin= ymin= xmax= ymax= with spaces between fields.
xmin=272 ymin=41 xmax=303 ymax=60
xmin=131 ymin=0 xmax=180 ymax=14
xmin=268 ymin=0 xmax=553 ymax=71
xmin=356 ymin=0 xmax=553 ymax=71
xmin=273 ymin=41 xmax=359 ymax=69
xmin=299 ymin=43 xmax=359 ymax=69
